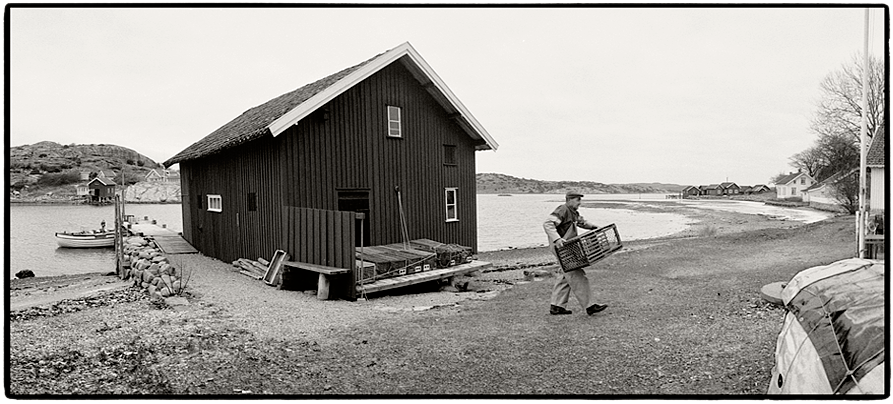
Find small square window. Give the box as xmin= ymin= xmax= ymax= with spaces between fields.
xmin=208 ymin=194 xmax=222 ymax=212
xmin=248 ymin=192 xmax=257 ymax=212
xmin=387 ymin=106 xmax=402 ymax=138
xmin=444 ymin=145 xmax=457 ymax=165
xmin=445 ymin=188 xmax=458 ymax=222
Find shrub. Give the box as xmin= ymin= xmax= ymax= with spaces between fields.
xmin=37 ymin=171 xmax=81 ymax=187
xmin=136 ymin=160 xmax=145 ymax=167
xmin=38 ymin=153 xmax=47 ymax=158
xmin=10 ymin=180 xmax=29 ymax=191
xmin=126 ymin=159 xmax=135 ymax=165
xmin=39 ymin=163 xmax=61 ymax=173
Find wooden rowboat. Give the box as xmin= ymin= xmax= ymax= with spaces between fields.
xmin=55 ymin=230 xmax=116 ymax=248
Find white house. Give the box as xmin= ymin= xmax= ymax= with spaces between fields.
xmin=145 ymin=169 xmax=164 ymax=182
xmin=775 ymin=172 xmax=815 ymax=199
xmin=867 ymin=129 xmax=885 ymax=216
xmin=803 ymin=168 xmax=858 ymax=212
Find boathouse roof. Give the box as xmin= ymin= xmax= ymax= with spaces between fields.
xmin=164 ymin=42 xmax=498 ymax=167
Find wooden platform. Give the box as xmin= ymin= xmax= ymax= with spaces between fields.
xmin=127 ymin=222 xmax=197 ymax=254
xmin=356 ymin=260 xmax=491 ymax=294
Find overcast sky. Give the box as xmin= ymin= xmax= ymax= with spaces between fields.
xmin=9 ymin=6 xmax=886 ymax=186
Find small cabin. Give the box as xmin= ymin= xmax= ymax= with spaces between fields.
xmin=702 ymin=184 xmax=723 ymax=196
xmin=681 ymin=186 xmax=700 ymax=198
xmin=87 ymin=177 xmax=116 ymax=202
xmin=75 ymin=183 xmax=89 ymax=196
xmin=145 ymin=169 xmax=164 ymax=182
xmin=750 ymin=184 xmax=770 ymax=194
xmin=720 ymin=182 xmax=740 ymax=195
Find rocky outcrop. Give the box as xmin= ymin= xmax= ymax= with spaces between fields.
xmin=124 ymin=182 xmax=181 ymax=203
xmin=476 ymin=173 xmax=681 ymax=194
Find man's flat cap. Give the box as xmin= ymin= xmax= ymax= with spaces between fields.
xmin=566 ymin=191 xmax=584 ymax=199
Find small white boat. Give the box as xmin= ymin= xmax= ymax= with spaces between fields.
xmin=55 ymin=230 xmax=116 ymax=248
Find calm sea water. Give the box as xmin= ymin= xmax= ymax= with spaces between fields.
xmin=10 ymin=195 xmax=833 ymax=278
xmin=475 ymin=193 xmax=694 ymax=252
xmin=9 ymin=204 xmax=184 ymax=279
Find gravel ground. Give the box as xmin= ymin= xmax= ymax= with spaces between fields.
xmin=8 ymin=211 xmax=857 ymax=396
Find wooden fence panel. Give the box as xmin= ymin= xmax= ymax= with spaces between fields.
xmin=282 ymin=206 xmax=357 ymax=300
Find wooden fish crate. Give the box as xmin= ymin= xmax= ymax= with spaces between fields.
xmin=555 ymin=224 xmax=623 ymax=272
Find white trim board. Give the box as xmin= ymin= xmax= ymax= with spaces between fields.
xmin=265 ymin=42 xmax=499 ymax=151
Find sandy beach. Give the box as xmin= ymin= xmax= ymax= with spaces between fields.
xmin=8 ymin=202 xmax=856 ymax=395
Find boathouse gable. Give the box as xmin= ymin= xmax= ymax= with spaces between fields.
xmin=169 ymin=43 xmax=491 ymax=266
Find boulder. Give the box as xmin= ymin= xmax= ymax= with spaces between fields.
xmin=151 ymin=277 xmax=162 ymax=287
xmin=15 ymin=270 xmax=35 ymax=279
xmin=159 ymin=263 xmax=172 ymax=275
xmin=141 ymin=282 xmax=149 ymax=289
xmin=152 ymin=255 xmax=167 ymax=263
xmin=160 ymin=287 xmax=172 ymax=297
xmin=141 ymin=271 xmax=153 ymax=283
xmin=147 ymin=284 xmax=156 ymax=296
xmin=138 ymin=251 xmax=150 ymax=259
xmin=171 ymin=280 xmax=182 ymax=292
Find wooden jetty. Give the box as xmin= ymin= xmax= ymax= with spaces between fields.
xmin=126 ymin=216 xmax=198 ymax=255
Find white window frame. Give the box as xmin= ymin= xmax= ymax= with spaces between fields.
xmin=445 ymin=188 xmax=458 ymax=222
xmin=387 ymin=105 xmax=402 ymax=138
xmin=207 ymin=194 xmax=222 ymax=213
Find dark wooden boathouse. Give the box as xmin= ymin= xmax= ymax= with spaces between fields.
xmin=164 ymin=43 xmax=498 ymax=297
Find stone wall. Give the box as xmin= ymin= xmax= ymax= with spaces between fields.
xmin=122 ymin=236 xmax=188 ymax=298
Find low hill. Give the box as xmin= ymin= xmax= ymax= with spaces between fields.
xmin=476 ymin=173 xmax=683 ymax=194
xmin=9 ymin=141 xmax=167 ymax=201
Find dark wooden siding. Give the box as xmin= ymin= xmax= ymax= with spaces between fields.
xmin=277 ymin=61 xmax=479 ymax=250
xmin=179 ymin=134 xmax=282 ymax=263
xmin=180 ymin=58 xmax=482 ymax=267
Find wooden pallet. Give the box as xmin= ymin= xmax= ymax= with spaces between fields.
xmin=357 ymin=260 xmax=491 ymax=295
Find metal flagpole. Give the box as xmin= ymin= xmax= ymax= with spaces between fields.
xmin=858 ymin=8 xmax=869 ymax=258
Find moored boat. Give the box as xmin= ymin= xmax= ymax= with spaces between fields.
xmin=55 ymin=230 xmax=116 ymax=248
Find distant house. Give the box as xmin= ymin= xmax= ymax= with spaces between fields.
xmin=775 ymin=172 xmax=814 ymax=199
xmin=682 ymin=186 xmax=700 ymax=198
xmin=750 ymin=184 xmax=771 ymax=194
xmin=702 ymin=184 xmax=724 ymax=196
xmin=87 ymin=177 xmax=116 ymax=202
xmin=739 ymin=185 xmax=753 ymax=194
xmin=163 ymin=169 xmax=180 ymax=183
xmin=145 ymin=169 xmax=164 ymax=182
xmin=79 ymin=171 xmax=90 ymax=181
xmin=720 ymin=182 xmax=740 ymax=195
xmin=867 ymin=128 xmax=885 ymax=216
xmin=803 ymin=168 xmax=858 ymax=212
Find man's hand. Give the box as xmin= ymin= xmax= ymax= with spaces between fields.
xmin=554 ymin=238 xmax=566 ymax=248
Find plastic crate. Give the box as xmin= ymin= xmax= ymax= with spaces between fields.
xmin=555 ymin=224 xmax=623 ymax=272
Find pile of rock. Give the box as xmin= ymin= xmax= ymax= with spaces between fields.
xmin=123 ymin=236 xmax=187 ymax=299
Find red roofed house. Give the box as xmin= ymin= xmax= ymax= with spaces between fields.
xmin=164 ymin=43 xmax=498 ymax=299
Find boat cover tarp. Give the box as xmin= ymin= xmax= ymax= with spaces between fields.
xmin=768 ymin=258 xmax=885 ymax=394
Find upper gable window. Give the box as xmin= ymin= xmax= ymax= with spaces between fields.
xmin=443 ymin=145 xmax=457 ymax=166
xmin=387 ymin=106 xmax=402 ymax=138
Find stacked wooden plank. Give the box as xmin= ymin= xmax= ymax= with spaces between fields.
xmin=232 ymin=258 xmax=270 ymax=280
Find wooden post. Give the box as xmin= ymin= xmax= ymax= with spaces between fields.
xmin=317 ymin=273 xmax=330 ymax=300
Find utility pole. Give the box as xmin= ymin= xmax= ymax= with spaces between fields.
xmin=857 ymin=8 xmax=869 ymax=258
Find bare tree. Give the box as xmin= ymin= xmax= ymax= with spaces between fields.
xmin=788 ymin=147 xmax=824 ymax=178
xmin=810 ymin=53 xmax=885 ymax=144
xmin=828 ymin=169 xmax=859 ymax=214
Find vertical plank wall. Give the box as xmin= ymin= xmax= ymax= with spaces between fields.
xmin=282 ymin=207 xmax=357 ymax=299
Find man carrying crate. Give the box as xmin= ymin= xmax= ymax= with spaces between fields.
xmin=543 ymin=191 xmax=608 ymax=316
